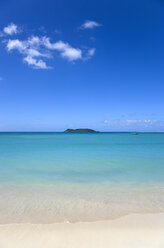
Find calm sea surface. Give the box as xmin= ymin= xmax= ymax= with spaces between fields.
xmin=0 ymin=132 xmax=164 ymax=223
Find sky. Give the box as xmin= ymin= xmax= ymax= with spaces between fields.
xmin=0 ymin=0 xmax=164 ymax=132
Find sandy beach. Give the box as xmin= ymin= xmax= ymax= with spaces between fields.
xmin=0 ymin=213 xmax=164 ymax=248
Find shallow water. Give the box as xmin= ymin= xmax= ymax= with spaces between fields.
xmin=0 ymin=132 xmax=164 ymax=223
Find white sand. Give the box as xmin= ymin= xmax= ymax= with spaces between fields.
xmin=0 ymin=213 xmax=164 ymax=248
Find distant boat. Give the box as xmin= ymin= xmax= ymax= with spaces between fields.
xmin=131 ymin=132 xmax=139 ymax=135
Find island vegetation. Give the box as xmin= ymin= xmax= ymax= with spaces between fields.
xmin=64 ymin=128 xmax=98 ymax=133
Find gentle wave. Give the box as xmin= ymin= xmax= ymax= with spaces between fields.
xmin=0 ymin=182 xmax=164 ymax=224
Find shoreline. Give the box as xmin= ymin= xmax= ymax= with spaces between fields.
xmin=0 ymin=213 xmax=164 ymax=248
xmin=1 ymin=182 xmax=164 ymax=224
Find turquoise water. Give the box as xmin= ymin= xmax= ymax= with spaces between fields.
xmin=0 ymin=132 xmax=164 ymax=223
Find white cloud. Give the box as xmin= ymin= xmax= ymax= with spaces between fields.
xmin=87 ymin=48 xmax=95 ymax=58
xmin=60 ymin=45 xmax=81 ymax=61
xmin=23 ymin=56 xmax=50 ymax=69
xmin=7 ymin=39 xmax=26 ymax=51
xmin=82 ymin=48 xmax=96 ymax=61
xmin=61 ymin=46 xmax=82 ymax=61
xmin=27 ymin=36 xmax=41 ymax=47
xmin=126 ymin=120 xmax=157 ymax=125
xmin=27 ymin=48 xmax=45 ymax=57
xmin=4 ymin=23 xmax=19 ymax=35
xmin=42 ymin=38 xmax=82 ymax=61
xmin=80 ymin=20 xmax=101 ymax=29
xmin=6 ymin=37 xmax=51 ymax=69
xmin=6 ymin=36 xmax=83 ymax=68
xmin=3 ymin=22 xmax=97 ymax=69
xmin=103 ymin=119 xmax=164 ymax=131
xmin=104 ymin=119 xmax=157 ymax=126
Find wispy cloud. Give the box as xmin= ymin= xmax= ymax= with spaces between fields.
xmin=103 ymin=119 xmax=164 ymax=131
xmin=83 ymin=48 xmax=96 ymax=61
xmin=79 ymin=20 xmax=101 ymax=30
xmin=5 ymin=35 xmax=95 ymax=69
xmin=6 ymin=37 xmax=51 ymax=69
xmin=23 ymin=56 xmax=50 ymax=69
xmin=54 ymin=29 xmax=61 ymax=34
xmin=87 ymin=48 xmax=95 ymax=57
xmin=6 ymin=36 xmax=84 ymax=68
xmin=104 ymin=119 xmax=158 ymax=126
xmin=0 ymin=77 xmax=3 ymax=80
xmin=2 ymin=23 xmax=97 ymax=69
xmin=3 ymin=23 xmax=19 ymax=35
xmin=42 ymin=38 xmax=82 ymax=61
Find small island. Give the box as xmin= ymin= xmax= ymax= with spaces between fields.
xmin=64 ymin=128 xmax=98 ymax=133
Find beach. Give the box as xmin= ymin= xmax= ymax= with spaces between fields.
xmin=0 ymin=132 xmax=164 ymax=247
xmin=0 ymin=213 xmax=164 ymax=248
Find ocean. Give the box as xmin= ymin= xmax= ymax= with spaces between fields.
xmin=0 ymin=132 xmax=164 ymax=223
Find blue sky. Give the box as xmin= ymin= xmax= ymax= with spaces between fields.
xmin=0 ymin=0 xmax=164 ymax=131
